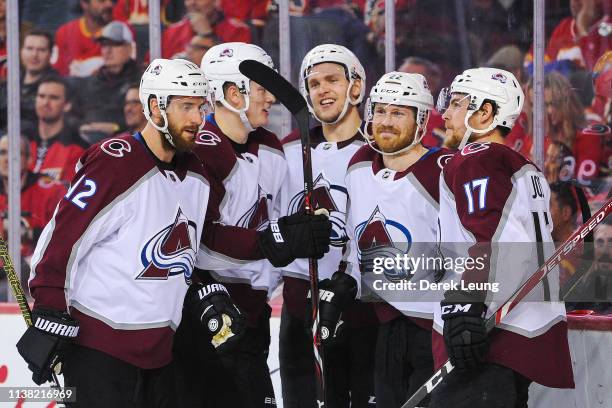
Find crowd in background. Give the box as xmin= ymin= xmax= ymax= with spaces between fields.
xmin=0 ymin=0 xmax=610 ymax=310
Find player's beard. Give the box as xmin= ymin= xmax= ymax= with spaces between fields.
xmin=167 ymin=121 xmax=197 ymax=153
xmin=373 ymin=125 xmax=413 ymax=153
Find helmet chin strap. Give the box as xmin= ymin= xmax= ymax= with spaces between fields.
xmin=457 ymin=110 xmax=499 ymax=150
xmin=144 ymin=106 xmax=176 ymax=148
xmin=220 ymin=96 xmax=255 ymax=133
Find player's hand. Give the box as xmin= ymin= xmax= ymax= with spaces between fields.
xmin=257 ymin=211 xmax=332 ymax=267
xmin=306 ymin=272 xmax=358 ymax=347
xmin=441 ymin=290 xmax=489 ymax=370
xmin=184 ymin=282 xmax=245 ymax=353
xmin=16 ymin=309 xmax=79 ymax=385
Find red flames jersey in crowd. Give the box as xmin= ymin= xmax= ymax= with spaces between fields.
xmin=52 ymin=18 xmax=104 ymax=77
xmin=220 ymin=0 xmax=269 ymax=20
xmin=0 ymin=173 xmax=66 ymax=257
xmin=161 ymin=16 xmax=251 ymax=59
xmin=525 ymin=15 xmax=611 ymax=70
xmin=504 ymin=112 xmax=531 ymax=160
xmin=112 ymin=0 xmax=171 ymax=24
xmin=29 ymin=131 xmax=86 ymax=185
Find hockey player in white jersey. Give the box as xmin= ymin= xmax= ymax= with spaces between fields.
xmin=344 ymin=71 xmax=452 ymax=407
xmin=16 ymin=59 xmax=232 ymax=407
xmin=173 ymin=42 xmax=332 ymax=408
xmin=430 ymin=67 xmax=574 ymax=407
xmin=279 ymin=44 xmax=377 ymax=408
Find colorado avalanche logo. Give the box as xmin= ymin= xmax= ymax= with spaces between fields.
xmin=355 ymin=206 xmax=412 ymax=282
xmin=237 ymin=185 xmax=271 ymax=231
xmin=137 ymin=208 xmax=198 ymax=281
xmin=288 ymin=173 xmax=348 ymax=247
xmin=491 ymin=72 xmax=507 ymax=83
xmin=195 ymin=130 xmax=222 ymax=146
xmin=220 ymin=48 xmax=234 ymax=58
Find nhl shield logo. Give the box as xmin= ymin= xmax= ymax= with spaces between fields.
xmin=137 ymin=207 xmax=198 ymax=281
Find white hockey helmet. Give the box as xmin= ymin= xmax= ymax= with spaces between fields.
xmin=437 ymin=67 xmax=524 ymax=149
xmin=139 ymin=58 xmax=208 ymax=147
xmin=200 ymin=42 xmax=275 ymax=131
xmin=362 ymin=72 xmax=433 ymax=155
xmin=299 ymin=44 xmax=366 ymax=125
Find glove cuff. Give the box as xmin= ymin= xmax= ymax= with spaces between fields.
xmin=32 ymin=309 xmax=79 ymax=340
xmin=195 ymin=282 xmax=229 ymax=302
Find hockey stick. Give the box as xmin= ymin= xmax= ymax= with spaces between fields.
xmin=0 ymin=235 xmax=66 ymax=407
xmin=238 ymin=60 xmax=326 ymax=405
xmin=401 ymin=196 xmax=612 ymax=408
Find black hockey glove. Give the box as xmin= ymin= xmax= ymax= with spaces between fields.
xmin=306 ymin=272 xmax=358 ymax=347
xmin=16 ymin=309 xmax=79 ymax=385
xmin=441 ymin=290 xmax=489 ymax=370
xmin=184 ymin=282 xmax=245 ymax=353
xmin=257 ymin=211 xmax=332 ymax=267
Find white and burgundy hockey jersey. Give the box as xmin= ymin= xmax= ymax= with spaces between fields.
xmin=434 ymin=141 xmax=574 ymax=388
xmin=279 ymin=126 xmax=379 ymax=325
xmin=29 ymin=133 xmax=216 ymax=369
xmin=345 ymin=145 xmax=453 ymax=328
xmin=193 ymin=115 xmax=287 ymax=326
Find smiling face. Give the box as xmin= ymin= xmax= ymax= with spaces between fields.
xmin=306 ymin=62 xmax=355 ymax=123
xmin=371 ymin=103 xmax=418 ymax=153
xmin=246 ymin=81 xmax=276 ymax=128
xmin=164 ymin=96 xmax=206 ymax=152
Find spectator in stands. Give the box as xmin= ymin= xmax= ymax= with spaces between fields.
xmin=398 ymin=56 xmax=445 ymax=146
xmin=29 ymin=77 xmax=85 ymax=184
xmin=545 ymin=140 xmax=575 ymax=184
xmin=183 ymin=33 xmax=218 ymax=64
xmin=115 ymin=83 xmax=147 ymax=137
xmin=162 ymin=0 xmax=251 ymax=59
xmin=550 ymin=181 xmax=579 ymax=243
xmin=544 ymin=71 xmax=604 ymax=185
xmin=0 ymin=134 xmax=66 ymax=289
xmin=525 ymin=0 xmax=610 ymax=73
xmin=53 ymin=0 xmax=114 ymax=77
xmin=74 ymin=21 xmax=140 ymax=145
xmin=20 ymin=30 xmax=58 ymax=127
xmin=566 ymin=218 xmax=612 ymax=313
xmin=0 ymin=30 xmax=58 ymax=131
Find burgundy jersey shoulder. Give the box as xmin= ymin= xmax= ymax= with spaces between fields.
xmin=281 ymin=126 xmax=326 ymax=148
xmin=347 ymin=143 xmax=377 ymax=170
xmin=410 ymin=147 xmax=454 ymax=204
xmin=281 ymin=128 xmax=300 ymax=146
xmin=249 ymin=127 xmax=284 ymax=156
xmin=444 ymin=141 xmax=534 ymax=185
xmin=192 ymin=121 xmax=238 ymax=183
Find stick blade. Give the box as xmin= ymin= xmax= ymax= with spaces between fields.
xmin=238 ymin=60 xmax=307 ymax=115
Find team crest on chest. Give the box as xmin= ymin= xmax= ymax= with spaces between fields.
xmin=137 ymin=207 xmax=198 ymax=281
xmin=355 ymin=206 xmax=412 ymax=282
xmin=288 ymin=173 xmax=348 ymax=247
xmin=237 ymin=185 xmax=271 ymax=231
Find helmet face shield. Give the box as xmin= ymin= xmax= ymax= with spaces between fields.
xmin=436 ymin=87 xmax=452 ymax=115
